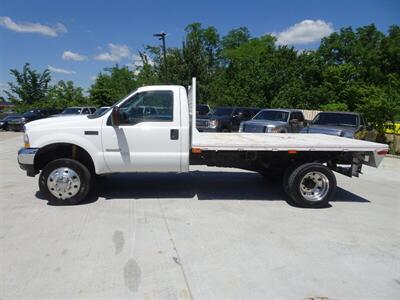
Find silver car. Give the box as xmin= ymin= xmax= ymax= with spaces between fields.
xmin=239 ymin=109 xmax=306 ymax=133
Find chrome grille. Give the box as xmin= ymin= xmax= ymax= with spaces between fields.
xmin=243 ymin=124 xmax=266 ymax=133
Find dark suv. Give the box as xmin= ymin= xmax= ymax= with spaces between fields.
xmin=196 ymin=107 xmax=259 ymax=132
xmin=7 ymin=109 xmax=58 ymax=131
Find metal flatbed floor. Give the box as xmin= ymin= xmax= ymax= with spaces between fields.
xmin=192 ymin=132 xmax=388 ymax=152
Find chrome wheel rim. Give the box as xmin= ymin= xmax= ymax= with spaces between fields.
xmin=299 ymin=171 xmax=330 ymax=202
xmin=47 ymin=168 xmax=81 ymax=200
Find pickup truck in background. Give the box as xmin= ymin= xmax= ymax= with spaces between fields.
xmin=17 ymin=79 xmax=388 ymax=208
xmin=240 ymin=109 xmax=306 ymax=133
xmin=301 ymin=111 xmax=373 ymax=140
xmin=196 ymin=106 xmax=259 ymax=132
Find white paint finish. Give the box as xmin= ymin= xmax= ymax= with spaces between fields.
xmin=1 ymin=132 xmax=399 ymax=299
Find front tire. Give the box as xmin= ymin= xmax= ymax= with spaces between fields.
xmin=286 ymin=163 xmax=336 ymax=208
xmin=39 ymin=158 xmax=92 ymax=205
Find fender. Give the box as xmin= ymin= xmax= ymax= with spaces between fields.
xmin=32 ymin=132 xmax=110 ymax=174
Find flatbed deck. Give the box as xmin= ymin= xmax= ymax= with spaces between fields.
xmin=192 ymin=132 xmax=388 ymax=152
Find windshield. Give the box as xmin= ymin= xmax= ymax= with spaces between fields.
xmin=88 ymin=94 xmax=130 ymax=119
xmin=253 ymin=110 xmax=289 ymax=122
xmin=312 ymin=113 xmax=358 ymax=127
xmin=211 ymin=107 xmax=234 ymax=116
xmin=62 ymin=108 xmax=82 ymax=115
xmin=196 ymin=105 xmax=209 ymax=115
xmin=22 ymin=110 xmax=40 ymax=117
xmin=2 ymin=115 xmax=20 ymax=121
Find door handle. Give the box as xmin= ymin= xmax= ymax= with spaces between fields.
xmin=170 ymin=129 xmax=179 ymax=140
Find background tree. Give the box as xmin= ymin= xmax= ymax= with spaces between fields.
xmin=45 ymin=80 xmax=88 ymax=109
xmin=5 ymin=63 xmax=51 ymax=107
xmin=89 ymin=65 xmax=137 ymax=106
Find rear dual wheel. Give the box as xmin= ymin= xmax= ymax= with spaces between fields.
xmin=283 ymin=163 xmax=336 ymax=208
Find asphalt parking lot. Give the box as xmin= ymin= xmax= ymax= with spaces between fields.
xmin=0 ymin=131 xmax=399 ymax=299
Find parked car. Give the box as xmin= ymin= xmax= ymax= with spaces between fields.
xmin=0 ymin=114 xmax=22 ymax=131
xmin=57 ymin=107 xmax=97 ymax=116
xmin=7 ymin=109 xmax=55 ymax=131
xmin=301 ymin=111 xmax=372 ymax=139
xmin=239 ymin=109 xmax=306 ymax=133
xmin=196 ymin=107 xmax=259 ymax=132
xmin=92 ymin=106 xmax=110 ymax=117
xmin=196 ymin=104 xmax=210 ymax=116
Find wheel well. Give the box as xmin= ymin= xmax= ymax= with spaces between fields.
xmin=34 ymin=143 xmax=95 ymax=174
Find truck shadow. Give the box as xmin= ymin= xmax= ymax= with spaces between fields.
xmin=35 ymin=170 xmax=370 ymax=207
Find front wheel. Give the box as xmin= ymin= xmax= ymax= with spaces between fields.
xmin=39 ymin=158 xmax=92 ymax=205
xmin=286 ymin=163 xmax=336 ymax=208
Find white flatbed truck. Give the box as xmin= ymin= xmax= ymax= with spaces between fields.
xmin=18 ymin=78 xmax=389 ymax=208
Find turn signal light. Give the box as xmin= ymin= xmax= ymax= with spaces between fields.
xmin=192 ymin=148 xmax=202 ymax=154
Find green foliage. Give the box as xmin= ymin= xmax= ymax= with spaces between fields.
xmin=45 ymin=80 xmax=89 ymax=109
xmin=320 ymin=102 xmax=349 ymax=111
xmin=221 ymin=27 xmax=251 ymax=50
xmin=89 ymin=65 xmax=138 ymax=106
xmin=6 ymin=63 xmax=51 ymax=106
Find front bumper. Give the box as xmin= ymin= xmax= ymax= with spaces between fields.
xmin=18 ymin=148 xmax=39 ymax=177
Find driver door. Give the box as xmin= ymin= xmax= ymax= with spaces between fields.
xmin=101 ymin=90 xmax=182 ymax=173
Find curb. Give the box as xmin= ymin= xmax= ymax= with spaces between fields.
xmin=387 ymin=154 xmax=400 ymax=159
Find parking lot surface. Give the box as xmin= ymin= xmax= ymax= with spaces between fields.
xmin=1 ymin=131 xmax=399 ymax=299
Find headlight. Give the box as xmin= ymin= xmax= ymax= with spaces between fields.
xmin=266 ymin=126 xmax=279 ymax=133
xmin=23 ymin=134 xmax=30 ymax=148
xmin=0 ymin=122 xmax=4 ymax=125
xmin=239 ymin=123 xmax=244 ymax=132
xmin=208 ymin=120 xmax=218 ymax=128
xmin=21 ymin=117 xmax=27 ymax=123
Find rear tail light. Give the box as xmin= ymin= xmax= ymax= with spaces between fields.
xmin=377 ymin=149 xmax=388 ymax=156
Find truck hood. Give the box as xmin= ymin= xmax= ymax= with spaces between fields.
xmin=302 ymin=125 xmax=357 ymax=137
xmin=25 ymin=115 xmax=90 ymax=131
xmin=242 ymin=120 xmax=286 ymax=127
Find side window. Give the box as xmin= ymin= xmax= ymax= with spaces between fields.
xmin=298 ymin=112 xmax=305 ymax=122
xmin=119 ymin=90 xmax=173 ymax=125
xmin=290 ymin=112 xmax=297 ymax=120
xmin=82 ymin=108 xmax=90 ymax=114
